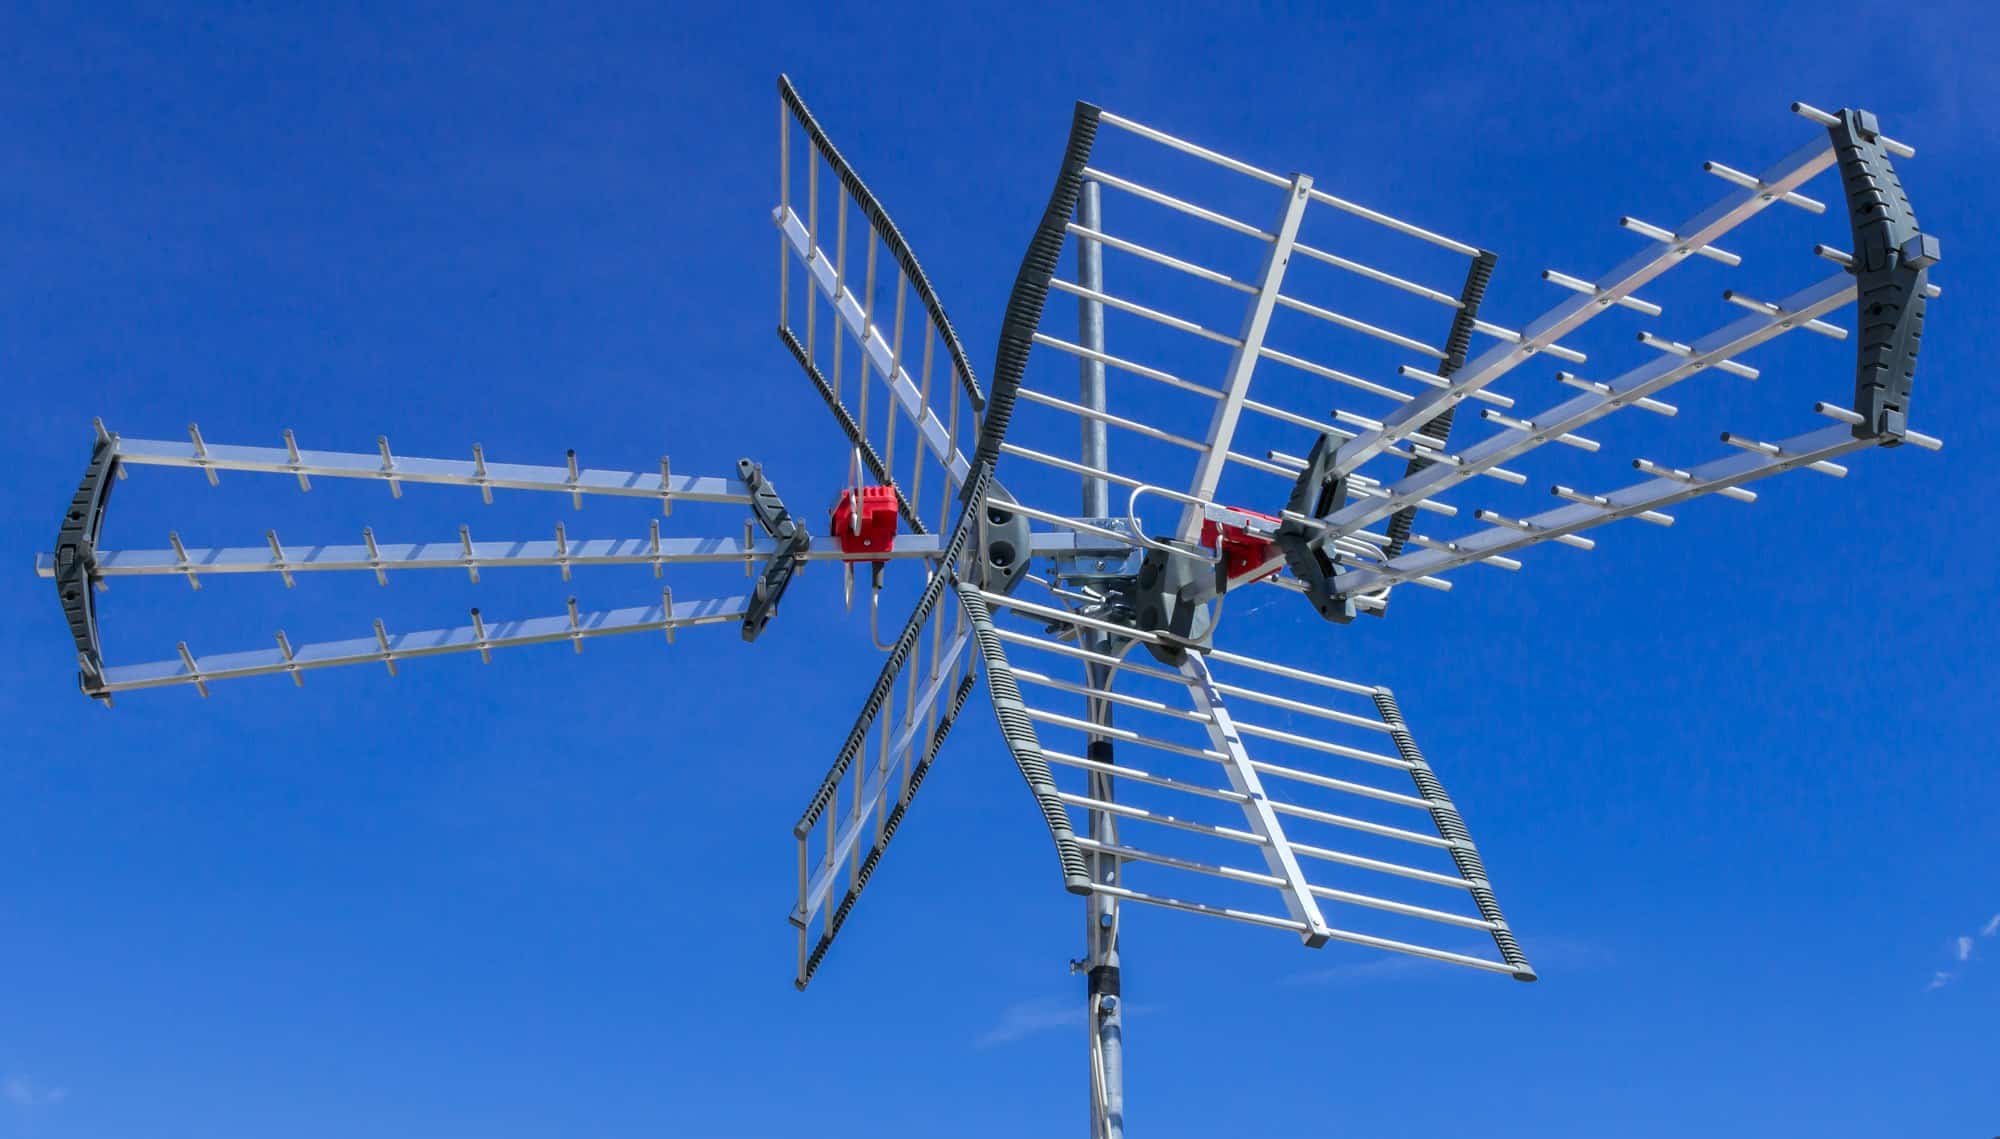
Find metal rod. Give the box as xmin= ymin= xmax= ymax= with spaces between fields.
xmin=1305 ymin=271 xmax=1855 ymax=557
xmin=96 ymin=594 xmax=749 ymax=694
xmin=1017 ymin=388 xmax=1208 ymax=452
xmin=1072 ymin=190 xmax=1125 ymax=1134
xmin=1703 ymin=160 xmax=1825 ymax=213
xmin=1328 ymin=132 xmax=1836 ymax=481
xmin=1047 ymin=279 xmax=1242 ymax=347
xmin=775 ymin=206 xmax=973 ymax=485
xmin=1066 ymin=222 xmax=1252 ymax=294
xmin=1086 ymin=883 xmax=1521 ymax=975
xmin=1291 ymin=241 xmax=1460 ymax=306
xmin=1792 ymin=101 xmax=1915 ymax=157
xmin=1273 ymin=291 xmax=1446 ymax=359
xmin=104 ymin=434 xmax=750 ymax=505
xmin=1078 ymin=180 xmax=1109 ymax=520
xmin=1080 ymin=165 xmax=1271 ymax=240
xmin=1033 ymin=332 xmax=1223 ymax=399
xmin=1542 ymin=269 xmax=1662 ymax=316
xmin=50 ymin=532 xmax=972 ymax=581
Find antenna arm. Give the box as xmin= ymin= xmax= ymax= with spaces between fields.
xmin=1829 ymin=107 xmax=1938 ymax=443
xmin=53 ymin=436 xmax=119 ymax=702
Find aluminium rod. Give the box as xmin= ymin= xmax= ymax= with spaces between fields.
xmin=1022 ymin=707 xmax=1227 ymax=762
xmin=1066 ymin=222 xmax=1254 ymax=294
xmin=1056 ymin=791 xmax=1266 ymax=846
xmin=1046 ymin=278 xmax=1242 ymax=346
xmin=1287 ymin=839 xmax=1480 ymax=890
xmin=1066 ymin=839 xmax=1493 ymax=934
xmin=777 ymin=207 xmax=972 ymax=485
xmin=1228 ymin=719 xmax=1411 ymax=770
xmin=1329 ymin=129 xmax=1838 ymax=479
xmin=105 ymin=434 xmax=748 ymax=506
xmin=779 ymin=75 xmax=985 ymax=410
xmin=1084 ymin=883 xmax=1522 ymax=975
xmin=1339 ymin=421 xmax=1875 ymax=595
xmin=794 ymin=632 xmax=973 ymax=926
xmin=1042 ymin=749 xmax=1249 ymax=804
xmin=1016 ymin=387 xmax=1210 ymax=451
xmin=1079 ymin=165 xmax=1273 ymax=239
xmin=1175 ymin=172 xmax=1312 ymax=541
xmin=1205 ymin=648 xmax=1377 ymax=696
xmin=1290 ymin=241 xmax=1461 ymax=306
xmin=1032 ymin=332 xmax=1223 ymax=398
xmin=94 ymin=593 xmax=748 ymax=695
xmin=1012 ymin=668 xmax=1213 ymax=724
xmin=1300 ymin=271 xmax=1857 ymax=561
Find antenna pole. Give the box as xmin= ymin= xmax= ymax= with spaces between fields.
xmin=1075 ymin=177 xmax=1124 ymax=1139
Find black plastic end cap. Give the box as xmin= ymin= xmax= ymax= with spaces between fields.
xmin=1902 ymin=233 xmax=1942 ymax=269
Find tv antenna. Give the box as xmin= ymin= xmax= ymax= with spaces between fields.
xmin=40 ymin=78 xmax=1939 ymax=1137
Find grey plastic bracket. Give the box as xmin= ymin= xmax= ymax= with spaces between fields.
xmin=1829 ymin=107 xmax=1935 ymax=443
xmin=54 ymin=437 xmax=119 ymax=702
xmin=737 ymin=457 xmax=811 ymax=642
xmin=969 ymin=486 xmax=1032 ymax=596
xmin=1130 ymin=543 xmax=1217 ymax=666
xmin=1273 ymin=432 xmax=1356 ymax=625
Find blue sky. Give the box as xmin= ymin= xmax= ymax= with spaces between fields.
xmin=4 ymin=2 xmax=1996 ymax=1137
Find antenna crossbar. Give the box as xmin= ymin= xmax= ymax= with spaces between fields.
xmin=91 ymin=593 xmax=749 ymax=696
xmin=104 ymin=432 xmax=744 ymax=507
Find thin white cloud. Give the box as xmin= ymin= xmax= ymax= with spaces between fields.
xmin=1 ymin=1076 xmax=69 ymax=1107
xmin=1924 ymin=911 xmax=2000 ymax=990
xmin=975 ymin=997 xmax=1083 ymax=1048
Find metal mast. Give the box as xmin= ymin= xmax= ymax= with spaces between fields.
xmin=1074 ymin=178 xmax=1124 ymax=1139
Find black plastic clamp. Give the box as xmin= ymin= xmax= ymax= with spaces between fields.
xmin=737 ymin=458 xmax=811 ymax=642
xmin=1273 ymin=432 xmax=1356 ymax=625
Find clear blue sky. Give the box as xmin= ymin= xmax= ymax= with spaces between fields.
xmin=4 ymin=3 xmax=1995 ymax=1136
